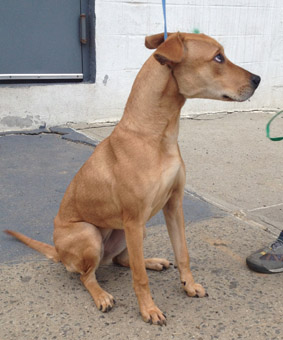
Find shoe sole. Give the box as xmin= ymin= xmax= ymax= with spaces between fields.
xmin=246 ymin=259 xmax=283 ymax=274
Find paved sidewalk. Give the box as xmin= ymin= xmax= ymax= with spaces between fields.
xmin=1 ymin=111 xmax=283 ymax=340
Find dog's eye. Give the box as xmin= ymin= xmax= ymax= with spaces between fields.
xmin=214 ymin=54 xmax=225 ymax=63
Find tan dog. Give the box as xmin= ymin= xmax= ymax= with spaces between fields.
xmin=5 ymin=32 xmax=260 ymax=325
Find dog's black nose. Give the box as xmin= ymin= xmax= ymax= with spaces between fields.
xmin=251 ymin=74 xmax=261 ymax=89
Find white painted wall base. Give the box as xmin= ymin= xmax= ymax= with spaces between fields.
xmin=1 ymin=0 xmax=283 ymax=132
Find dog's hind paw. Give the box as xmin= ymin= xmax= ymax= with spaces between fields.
xmin=144 ymin=258 xmax=170 ymax=271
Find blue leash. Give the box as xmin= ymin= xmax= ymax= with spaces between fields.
xmin=162 ymin=0 xmax=167 ymax=40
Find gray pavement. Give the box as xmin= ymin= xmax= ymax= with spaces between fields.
xmin=1 ymin=111 xmax=283 ymax=340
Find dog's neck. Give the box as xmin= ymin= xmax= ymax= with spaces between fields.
xmin=119 ymin=56 xmax=186 ymax=144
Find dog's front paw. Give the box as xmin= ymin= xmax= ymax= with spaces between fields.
xmin=182 ymin=281 xmax=207 ymax=298
xmin=94 ymin=290 xmax=116 ymax=312
xmin=141 ymin=304 xmax=167 ymax=326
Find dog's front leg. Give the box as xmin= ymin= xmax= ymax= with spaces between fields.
xmin=163 ymin=190 xmax=206 ymax=298
xmin=124 ymin=222 xmax=167 ymax=325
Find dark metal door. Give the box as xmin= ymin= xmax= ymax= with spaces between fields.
xmin=0 ymin=0 xmax=83 ymax=80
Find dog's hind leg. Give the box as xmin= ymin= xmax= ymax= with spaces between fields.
xmin=112 ymin=224 xmax=171 ymax=271
xmin=113 ymin=248 xmax=170 ymax=271
xmin=54 ymin=221 xmax=115 ymax=312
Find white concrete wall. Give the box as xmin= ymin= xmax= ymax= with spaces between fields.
xmin=1 ymin=0 xmax=283 ymax=132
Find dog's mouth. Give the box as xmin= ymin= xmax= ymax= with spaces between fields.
xmin=222 ymin=85 xmax=256 ymax=102
xmin=222 ymin=93 xmax=251 ymax=102
xmin=222 ymin=94 xmax=234 ymax=101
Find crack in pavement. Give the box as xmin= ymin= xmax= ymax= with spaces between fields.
xmin=0 ymin=126 xmax=99 ymax=147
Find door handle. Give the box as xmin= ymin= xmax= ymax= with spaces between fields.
xmin=80 ymin=14 xmax=87 ymax=44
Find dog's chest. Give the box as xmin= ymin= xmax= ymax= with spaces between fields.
xmin=149 ymin=156 xmax=183 ymax=218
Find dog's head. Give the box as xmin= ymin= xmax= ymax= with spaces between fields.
xmin=145 ymin=32 xmax=260 ymax=102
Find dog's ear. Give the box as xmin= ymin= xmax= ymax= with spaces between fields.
xmin=145 ymin=33 xmax=170 ymax=49
xmin=153 ymin=33 xmax=184 ymax=66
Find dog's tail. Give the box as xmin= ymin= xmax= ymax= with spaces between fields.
xmin=4 ymin=230 xmax=60 ymax=263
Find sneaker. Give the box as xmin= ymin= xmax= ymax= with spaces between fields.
xmin=246 ymin=231 xmax=283 ymax=274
